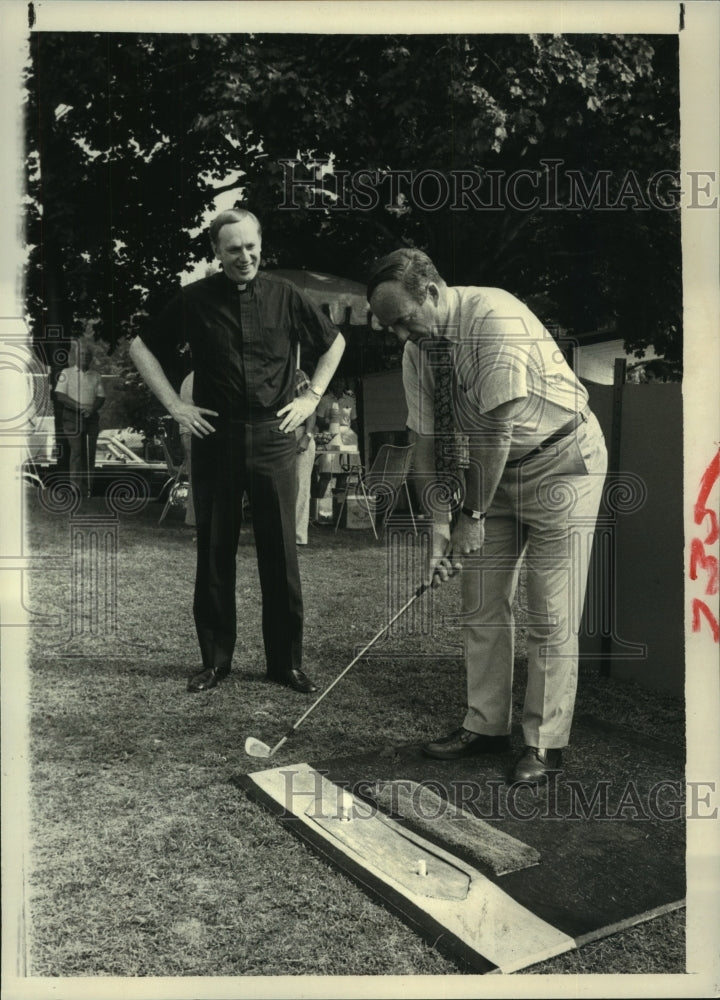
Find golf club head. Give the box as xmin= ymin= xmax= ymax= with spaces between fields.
xmin=244 ymin=736 xmax=273 ymax=759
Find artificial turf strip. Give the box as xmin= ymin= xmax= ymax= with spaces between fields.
xmin=365 ymin=780 xmax=541 ymax=876
xmin=310 ymin=719 xmax=685 ymax=945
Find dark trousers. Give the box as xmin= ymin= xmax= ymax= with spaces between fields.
xmin=53 ymin=402 xmax=70 ymax=472
xmin=191 ymin=417 xmax=303 ymax=676
xmin=61 ymin=410 xmax=99 ymax=494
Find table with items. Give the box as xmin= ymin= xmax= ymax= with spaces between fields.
xmin=312 ymin=431 xmax=363 ymax=527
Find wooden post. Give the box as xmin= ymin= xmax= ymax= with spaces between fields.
xmin=599 ymin=358 xmax=627 ymax=677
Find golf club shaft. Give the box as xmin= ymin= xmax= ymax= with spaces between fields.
xmin=268 ymin=735 xmax=289 ymax=756
xmin=271 ymin=581 xmax=431 ymax=753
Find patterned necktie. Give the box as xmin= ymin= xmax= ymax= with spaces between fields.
xmin=432 ymin=338 xmax=465 ymax=509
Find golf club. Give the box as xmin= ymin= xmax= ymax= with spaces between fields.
xmin=244 ymin=578 xmax=435 ymax=759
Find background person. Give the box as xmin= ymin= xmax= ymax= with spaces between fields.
xmin=315 ymin=375 xmax=359 ymax=508
xmin=179 ymin=370 xmax=196 ymax=528
xmin=129 ymin=209 xmax=344 ymax=695
xmin=316 ymin=375 xmax=358 ymax=447
xmin=54 ymin=339 xmax=105 ymax=497
xmin=294 ymin=369 xmax=316 ymax=546
xmin=367 ymin=248 xmax=607 ymax=785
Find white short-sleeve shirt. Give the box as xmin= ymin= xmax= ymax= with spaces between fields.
xmin=403 ymin=286 xmax=589 ymax=460
xmin=56 ymin=366 xmax=105 ymax=409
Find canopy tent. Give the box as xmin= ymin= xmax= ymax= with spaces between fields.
xmin=270 ymin=269 xmax=382 ymax=329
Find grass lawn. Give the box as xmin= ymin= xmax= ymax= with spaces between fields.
xmin=21 ymin=489 xmax=686 ymax=979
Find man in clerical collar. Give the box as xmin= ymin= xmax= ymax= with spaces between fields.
xmin=130 ymin=209 xmax=345 ymax=696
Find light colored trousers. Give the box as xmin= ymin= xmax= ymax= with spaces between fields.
xmin=180 ymin=432 xmax=196 ymax=527
xmin=295 ymin=436 xmax=316 ymax=544
xmin=459 ymin=411 xmax=607 ymax=749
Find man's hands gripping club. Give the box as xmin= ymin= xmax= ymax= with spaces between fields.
xmin=427 ymin=512 xmax=486 ymax=587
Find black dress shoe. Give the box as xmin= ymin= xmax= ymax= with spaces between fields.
xmin=187 ymin=666 xmax=230 ymax=693
xmin=511 ymin=746 xmax=563 ymax=784
xmin=268 ymin=668 xmax=318 ymax=693
xmin=422 ymin=727 xmax=511 ymax=760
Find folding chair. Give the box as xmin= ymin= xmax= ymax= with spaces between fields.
xmin=22 ymin=446 xmax=46 ymax=489
xmin=334 ymin=443 xmax=417 ymax=537
xmin=23 ymin=415 xmax=50 ymax=488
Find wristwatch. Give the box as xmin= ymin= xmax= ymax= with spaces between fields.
xmin=461 ymin=507 xmax=486 ymax=520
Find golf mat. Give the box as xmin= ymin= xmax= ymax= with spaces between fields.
xmin=239 ymin=714 xmax=685 ymax=974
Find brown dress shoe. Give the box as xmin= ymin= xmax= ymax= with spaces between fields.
xmin=187 ymin=666 xmax=230 ymax=693
xmin=422 ymin=727 xmax=511 ymax=760
xmin=511 ymin=746 xmax=563 ymax=784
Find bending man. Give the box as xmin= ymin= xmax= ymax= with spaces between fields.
xmin=367 ymin=249 xmax=607 ymax=784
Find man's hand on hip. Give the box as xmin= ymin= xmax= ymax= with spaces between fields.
xmin=277 ymin=391 xmax=318 ymax=434
xmin=169 ymin=400 xmax=218 ymax=437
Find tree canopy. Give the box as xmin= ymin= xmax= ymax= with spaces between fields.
xmin=25 ymin=30 xmax=682 ymax=379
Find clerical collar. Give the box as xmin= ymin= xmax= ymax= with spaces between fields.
xmin=220 ymin=270 xmax=257 ymax=293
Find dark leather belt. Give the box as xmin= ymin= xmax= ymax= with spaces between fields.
xmin=505 ymin=407 xmax=590 ymax=468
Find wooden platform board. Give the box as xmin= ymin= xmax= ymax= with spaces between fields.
xmin=239 ymin=715 xmax=686 ymax=973
xmin=244 ymin=763 xmax=574 ymax=973
xmin=365 ymin=779 xmax=541 ymax=876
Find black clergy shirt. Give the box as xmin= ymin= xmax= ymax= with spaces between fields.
xmin=143 ymin=270 xmax=339 ymax=422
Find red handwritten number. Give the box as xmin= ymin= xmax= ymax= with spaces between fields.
xmin=691 ymin=449 xmax=720 ymax=642
xmin=694 ymin=449 xmax=720 ymax=545
xmin=692 ymin=599 xmax=720 ymax=642
xmin=689 ymin=538 xmax=719 ymax=594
